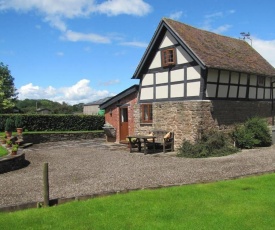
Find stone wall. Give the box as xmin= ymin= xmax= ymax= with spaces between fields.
xmin=0 ymin=152 xmax=26 ymax=174
xmin=134 ymin=100 xmax=272 ymax=149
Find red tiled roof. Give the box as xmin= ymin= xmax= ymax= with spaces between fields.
xmin=164 ymin=18 xmax=275 ymax=77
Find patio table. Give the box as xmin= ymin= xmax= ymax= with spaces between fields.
xmin=127 ymin=135 xmax=156 ymax=154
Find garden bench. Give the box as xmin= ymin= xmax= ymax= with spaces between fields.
xmin=148 ymin=130 xmax=174 ymax=153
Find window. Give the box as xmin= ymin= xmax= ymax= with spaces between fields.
xmin=161 ymin=48 xmax=176 ymax=67
xmin=258 ymin=76 xmax=265 ymax=86
xmin=141 ymin=104 xmax=153 ymax=123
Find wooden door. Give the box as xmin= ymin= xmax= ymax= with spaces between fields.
xmin=120 ymin=108 xmax=128 ymax=141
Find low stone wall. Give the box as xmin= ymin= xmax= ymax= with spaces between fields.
xmin=0 ymin=151 xmax=26 ymax=174
xmin=22 ymin=132 xmax=105 ymax=144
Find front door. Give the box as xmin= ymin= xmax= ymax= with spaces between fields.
xmin=120 ymin=108 xmax=128 ymax=141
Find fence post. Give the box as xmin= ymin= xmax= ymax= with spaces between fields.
xmin=43 ymin=162 xmax=49 ymax=207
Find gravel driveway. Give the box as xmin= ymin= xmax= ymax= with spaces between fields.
xmin=1 ymin=138 xmax=275 ymax=209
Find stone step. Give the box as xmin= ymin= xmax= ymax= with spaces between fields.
xmin=20 ymin=143 xmax=33 ymax=149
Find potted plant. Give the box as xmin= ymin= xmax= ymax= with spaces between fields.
xmin=11 ymin=144 xmax=19 ymax=155
xmin=6 ymin=139 xmax=12 ymax=148
xmin=15 ymin=116 xmax=24 ymax=135
xmin=1 ymin=136 xmax=6 ymax=144
xmin=5 ymin=117 xmax=14 ymax=138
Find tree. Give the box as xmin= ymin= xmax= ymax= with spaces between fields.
xmin=0 ymin=62 xmax=17 ymax=113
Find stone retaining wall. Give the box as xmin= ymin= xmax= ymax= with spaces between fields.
xmin=0 ymin=152 xmax=26 ymax=174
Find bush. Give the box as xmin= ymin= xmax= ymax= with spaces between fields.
xmin=232 ymin=117 xmax=272 ymax=149
xmin=4 ymin=117 xmax=14 ymax=132
xmin=177 ymin=130 xmax=238 ymax=158
xmin=0 ymin=114 xmax=105 ymax=132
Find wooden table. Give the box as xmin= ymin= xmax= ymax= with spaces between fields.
xmin=127 ymin=135 xmax=156 ymax=154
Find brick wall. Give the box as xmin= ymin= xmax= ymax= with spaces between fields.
xmin=104 ymin=92 xmax=138 ymax=142
xmin=134 ymin=100 xmax=272 ymax=149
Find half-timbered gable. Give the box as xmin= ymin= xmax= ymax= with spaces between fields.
xmin=131 ymin=18 xmax=275 ymax=147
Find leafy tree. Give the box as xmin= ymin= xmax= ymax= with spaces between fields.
xmin=0 ymin=62 xmax=17 ymax=113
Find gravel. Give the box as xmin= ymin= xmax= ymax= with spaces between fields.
xmin=1 ymin=138 xmax=275 ymax=208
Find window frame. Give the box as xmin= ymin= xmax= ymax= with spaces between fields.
xmin=257 ymin=76 xmax=265 ymax=87
xmin=141 ymin=104 xmax=153 ymax=123
xmin=161 ymin=47 xmax=177 ymax=67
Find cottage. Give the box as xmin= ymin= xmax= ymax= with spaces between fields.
xmin=100 ymin=85 xmax=139 ymax=143
xmin=133 ymin=18 xmax=275 ymax=148
xmin=102 ymin=18 xmax=275 ymax=148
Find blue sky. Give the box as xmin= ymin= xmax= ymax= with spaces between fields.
xmin=1 ymin=0 xmax=275 ymax=105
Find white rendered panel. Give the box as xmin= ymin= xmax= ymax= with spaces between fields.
xmin=249 ymin=87 xmax=256 ymax=99
xmin=156 ymin=72 xmax=168 ymax=84
xmin=231 ymin=72 xmax=239 ymax=84
xmin=187 ymin=66 xmax=200 ymax=80
xmin=206 ymin=84 xmax=217 ymax=97
xmin=187 ymin=82 xmax=200 ymax=96
xmin=240 ymin=73 xmax=248 ymax=84
xmin=257 ymin=88 xmax=264 ymax=99
xmin=140 ymin=87 xmax=153 ymax=100
xmin=156 ymin=86 xmax=168 ymax=99
xmin=142 ymin=73 xmax=154 ymax=86
xmin=266 ymin=77 xmax=271 ymax=87
xmin=176 ymin=46 xmax=193 ymax=64
xmin=220 ymin=71 xmax=229 ymax=83
xmin=207 ymin=69 xmax=218 ymax=82
xmin=160 ymin=31 xmax=177 ymax=48
xmin=238 ymin=86 xmax=246 ymax=98
xmin=149 ymin=51 xmax=161 ymax=69
xmin=218 ymin=85 xmax=228 ymax=98
xmin=250 ymin=75 xmax=257 ymax=86
xmin=265 ymin=89 xmax=271 ymax=99
xmin=228 ymin=86 xmax=238 ymax=98
xmin=171 ymin=69 xmax=184 ymax=82
xmin=171 ymin=84 xmax=184 ymax=98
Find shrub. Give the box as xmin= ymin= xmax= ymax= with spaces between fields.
xmin=177 ymin=130 xmax=238 ymax=158
xmin=15 ymin=115 xmax=24 ymax=128
xmin=4 ymin=117 xmax=14 ymax=132
xmin=232 ymin=117 xmax=272 ymax=149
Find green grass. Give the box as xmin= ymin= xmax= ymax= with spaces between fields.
xmin=0 ymin=145 xmax=8 ymax=157
xmin=1 ymin=173 xmax=275 ymax=229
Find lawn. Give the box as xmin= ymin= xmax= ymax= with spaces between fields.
xmin=0 ymin=145 xmax=8 ymax=157
xmin=1 ymin=173 xmax=275 ymax=230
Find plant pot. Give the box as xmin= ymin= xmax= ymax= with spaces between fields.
xmin=6 ymin=144 xmax=12 ymax=148
xmin=16 ymin=128 xmax=23 ymax=135
xmin=5 ymin=131 xmax=12 ymax=138
xmin=11 ymin=151 xmax=17 ymax=155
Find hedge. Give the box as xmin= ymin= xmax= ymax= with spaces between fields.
xmin=0 ymin=114 xmax=105 ymax=132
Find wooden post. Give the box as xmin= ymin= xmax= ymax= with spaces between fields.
xmin=43 ymin=162 xmax=49 ymax=207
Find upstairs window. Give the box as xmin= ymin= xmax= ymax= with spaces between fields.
xmin=141 ymin=104 xmax=153 ymax=123
xmin=161 ymin=48 xmax=176 ymax=67
xmin=258 ymin=76 xmax=265 ymax=86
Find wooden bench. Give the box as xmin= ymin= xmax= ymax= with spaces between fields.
xmin=148 ymin=130 xmax=174 ymax=153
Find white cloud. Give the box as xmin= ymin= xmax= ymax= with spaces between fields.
xmin=62 ymin=30 xmax=111 ymax=43
xmin=169 ymin=11 xmax=183 ymax=20
xmin=212 ymin=24 xmax=232 ymax=34
xmin=119 ymin=41 xmax=148 ymax=48
xmin=18 ymin=79 xmax=114 ymax=105
xmin=96 ymin=0 xmax=152 ymax=16
xmin=252 ymin=37 xmax=275 ymax=67
xmin=201 ymin=10 xmax=235 ymax=34
xmin=0 ymin=0 xmax=152 ymax=44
